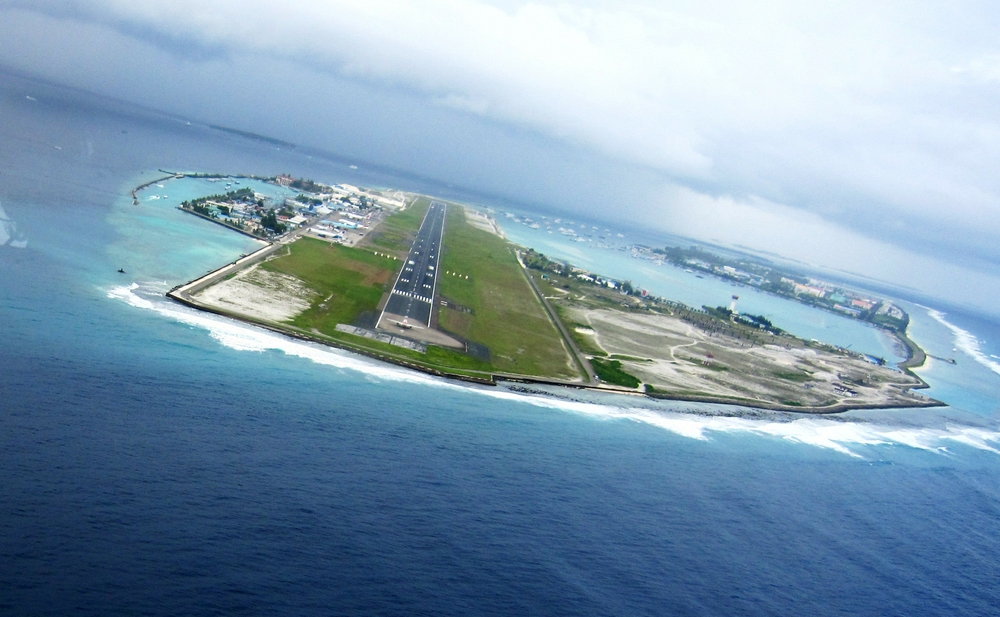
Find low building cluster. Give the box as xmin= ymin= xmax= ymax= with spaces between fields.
xmin=653 ymin=246 xmax=907 ymax=331
xmin=179 ymin=175 xmax=405 ymax=243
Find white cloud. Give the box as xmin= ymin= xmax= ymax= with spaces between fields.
xmin=953 ymin=54 xmax=1000 ymax=83
xmin=14 ymin=4 xmax=993 ymax=186
xmin=3 ymin=0 xmax=1000 ymax=303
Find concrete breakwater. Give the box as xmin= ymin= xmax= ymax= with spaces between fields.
xmin=131 ymin=173 xmax=177 ymax=205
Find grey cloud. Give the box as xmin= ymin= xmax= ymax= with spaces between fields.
xmin=2 ymin=0 xmax=1000 ymax=297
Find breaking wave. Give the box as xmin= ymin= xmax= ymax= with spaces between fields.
xmin=108 ymin=282 xmax=1000 ymax=458
xmin=107 ymin=282 xmax=447 ymax=387
xmin=926 ymin=308 xmax=1000 ymax=377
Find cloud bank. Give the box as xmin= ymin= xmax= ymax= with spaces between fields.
xmin=2 ymin=0 xmax=1000 ymax=306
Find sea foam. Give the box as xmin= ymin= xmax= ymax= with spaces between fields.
xmin=108 ymin=283 xmax=1000 ymax=458
xmin=926 ymin=307 xmax=1000 ymax=377
xmin=107 ymin=282 xmax=446 ymax=387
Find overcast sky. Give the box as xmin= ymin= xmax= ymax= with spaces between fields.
xmin=2 ymin=1 xmax=1000 ymax=309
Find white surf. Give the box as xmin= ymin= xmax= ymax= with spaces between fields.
xmin=926 ymin=308 xmax=1000 ymax=377
xmin=108 ymin=282 xmax=1000 ymax=459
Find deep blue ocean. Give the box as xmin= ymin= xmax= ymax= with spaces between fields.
xmin=3 ymin=72 xmax=1000 ymax=616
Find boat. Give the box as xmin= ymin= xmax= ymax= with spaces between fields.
xmin=117 ymin=268 xmax=125 ymax=273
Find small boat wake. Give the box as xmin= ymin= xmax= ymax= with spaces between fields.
xmin=0 ymin=201 xmax=28 ymax=248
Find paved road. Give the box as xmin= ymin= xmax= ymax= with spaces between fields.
xmin=380 ymin=201 xmax=446 ymax=328
xmin=516 ymin=250 xmax=597 ymax=384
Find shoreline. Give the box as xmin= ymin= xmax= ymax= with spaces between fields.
xmin=149 ymin=175 xmax=944 ymax=415
xmin=490 ymin=209 xmax=933 ymax=376
xmin=178 ymin=206 xmax=269 ymax=240
xmin=895 ymin=327 xmax=928 ymax=371
xmin=885 ymin=324 xmax=933 ymax=391
xmin=583 ymin=236 xmax=922 ymax=364
xmin=166 ymin=262 xmax=944 ymax=415
xmin=168 ymin=286 xmax=944 ymax=414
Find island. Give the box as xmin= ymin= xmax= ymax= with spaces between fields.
xmin=144 ymin=172 xmax=942 ymax=413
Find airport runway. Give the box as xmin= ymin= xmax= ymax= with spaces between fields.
xmin=380 ymin=201 xmax=446 ymax=328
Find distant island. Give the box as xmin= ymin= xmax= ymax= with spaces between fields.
xmin=209 ymin=125 xmax=298 ymax=149
xmin=142 ymin=172 xmax=942 ymax=413
xmin=650 ymin=244 xmax=917 ymax=358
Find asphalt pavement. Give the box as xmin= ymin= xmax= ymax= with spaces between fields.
xmin=380 ymin=201 xmax=446 ymax=327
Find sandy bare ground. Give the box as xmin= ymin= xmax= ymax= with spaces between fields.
xmin=463 ymin=207 xmax=503 ymax=237
xmin=569 ymin=307 xmax=930 ymax=408
xmin=194 ymin=264 xmax=315 ymax=323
